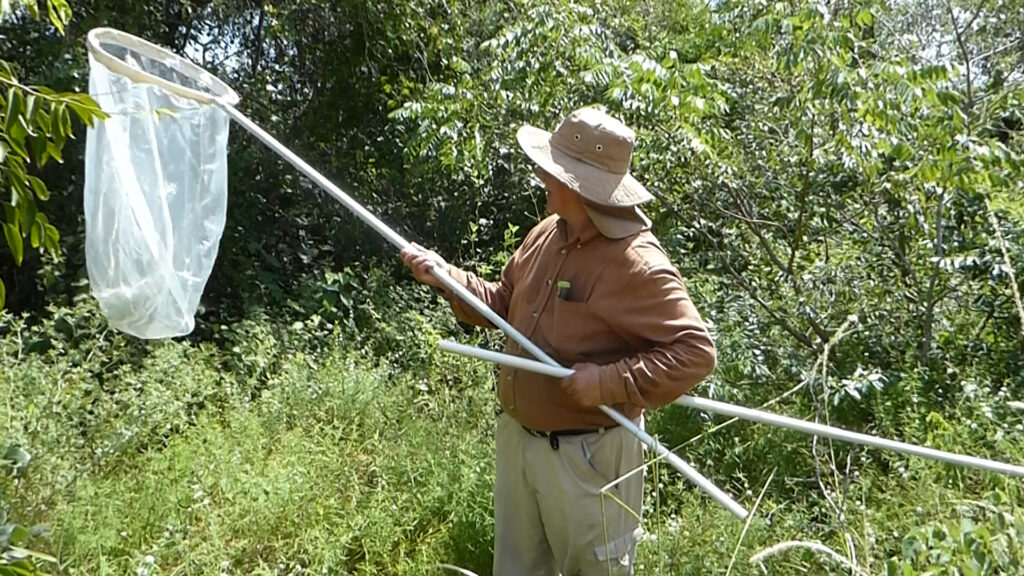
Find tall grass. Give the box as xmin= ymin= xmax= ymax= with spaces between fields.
xmin=3 ymin=299 xmax=1024 ymax=575
xmin=49 ymin=353 xmax=497 ymax=575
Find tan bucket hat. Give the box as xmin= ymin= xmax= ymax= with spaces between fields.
xmin=517 ymin=106 xmax=654 ymax=238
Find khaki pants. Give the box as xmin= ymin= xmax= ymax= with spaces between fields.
xmin=493 ymin=413 xmax=645 ymax=576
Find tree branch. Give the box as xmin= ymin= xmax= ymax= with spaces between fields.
xmin=987 ymin=207 xmax=1024 ymax=351
xmin=711 ymin=203 xmax=787 ymax=230
xmin=653 ymin=188 xmax=821 ymax=352
xmin=944 ymin=0 xmax=990 ymax=120
xmin=788 ymin=113 xmax=814 ymax=277
xmin=252 ymin=6 xmax=266 ymax=76
xmin=724 ymin=183 xmax=793 ymax=279
xmin=919 ymin=187 xmax=946 ymax=361
xmin=970 ymin=39 xmax=1021 ymax=66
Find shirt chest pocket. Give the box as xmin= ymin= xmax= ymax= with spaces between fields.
xmin=549 ymin=297 xmax=614 ymax=362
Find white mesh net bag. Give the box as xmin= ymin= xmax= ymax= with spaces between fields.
xmin=84 ymin=28 xmax=239 ymax=339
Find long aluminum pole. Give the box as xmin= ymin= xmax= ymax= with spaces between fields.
xmin=676 ymin=396 xmax=1024 ymax=478
xmin=218 ymin=101 xmax=749 ymax=518
xmin=440 ymin=340 xmax=1024 ymax=479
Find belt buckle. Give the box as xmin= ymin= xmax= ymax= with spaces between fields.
xmin=523 ymin=426 xmax=560 ymax=450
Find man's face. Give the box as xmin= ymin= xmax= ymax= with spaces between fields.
xmin=536 ymin=167 xmax=574 ymax=216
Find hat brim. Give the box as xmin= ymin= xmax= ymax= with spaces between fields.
xmin=516 ymin=125 xmax=653 ymax=207
xmin=583 ymin=201 xmax=652 ymax=239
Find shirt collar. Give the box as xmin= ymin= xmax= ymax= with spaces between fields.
xmin=556 ymin=215 xmax=602 ymax=247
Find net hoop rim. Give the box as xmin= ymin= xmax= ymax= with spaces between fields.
xmin=86 ymin=27 xmax=240 ymax=106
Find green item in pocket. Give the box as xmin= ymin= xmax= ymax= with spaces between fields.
xmin=557 ymin=280 xmax=571 ymax=300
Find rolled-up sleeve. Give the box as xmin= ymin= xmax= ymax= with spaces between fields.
xmin=594 ymin=245 xmax=716 ymax=409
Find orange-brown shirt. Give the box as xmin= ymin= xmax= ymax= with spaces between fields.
xmin=443 ymin=214 xmax=716 ymax=431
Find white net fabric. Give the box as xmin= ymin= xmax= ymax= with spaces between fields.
xmin=84 ymin=28 xmax=238 ymax=339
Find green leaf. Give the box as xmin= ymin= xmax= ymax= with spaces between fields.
xmin=936 ymin=90 xmax=960 ymax=107
xmin=9 ymin=111 xmax=28 ymax=142
xmin=3 ymin=86 xmax=21 ymax=134
xmin=855 ymin=8 xmax=874 ymax=27
xmin=27 ymin=131 xmax=46 ymax=161
xmin=60 ymin=101 xmax=73 ymax=135
xmin=45 ymin=141 xmax=63 ymax=164
xmin=0 ymin=278 xmax=4 ymax=309
xmin=66 ymin=94 xmax=108 ymax=126
xmin=19 ymin=194 xmax=37 ymax=235
xmin=34 ymin=108 xmax=49 ymax=134
xmin=0 ymin=140 xmax=6 ymax=163
xmin=7 ymin=155 xmax=28 ymax=194
xmin=27 ymin=176 xmax=48 ymax=201
xmin=24 ymin=94 xmax=38 ymax=121
xmin=43 ymin=223 xmax=59 ymax=256
xmin=18 ymin=113 xmax=35 ymax=137
xmin=47 ymin=102 xmax=67 ymax=153
xmin=0 ymin=559 xmax=38 ymax=576
xmin=9 ymin=167 xmax=30 ymax=204
xmin=47 ymin=0 xmax=73 ymax=35
xmin=5 ymin=133 xmax=28 ymax=160
xmin=8 ymin=525 xmax=30 ymax=546
xmin=29 ymin=221 xmax=41 ymax=249
xmin=4 ymin=222 xmax=23 ymax=266
xmin=49 ymin=102 xmax=65 ymax=136
xmin=25 ymin=0 xmax=42 ymax=19
xmin=6 ymin=545 xmax=58 ymax=564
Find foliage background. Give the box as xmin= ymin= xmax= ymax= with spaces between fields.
xmin=1 ymin=0 xmax=1023 ymax=574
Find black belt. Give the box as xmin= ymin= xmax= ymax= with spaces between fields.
xmin=521 ymin=424 xmax=617 ymax=450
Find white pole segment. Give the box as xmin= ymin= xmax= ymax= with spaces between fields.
xmin=440 ymin=340 xmax=1024 ymax=479
xmin=219 ymin=100 xmax=748 ymax=518
xmin=439 ymin=341 xmax=749 ymax=518
xmin=218 ymin=102 xmax=411 ymax=251
xmin=601 ymin=402 xmax=749 ymax=518
xmin=441 ymin=340 xmax=575 ymax=378
xmin=676 ymin=396 xmax=1024 ymax=478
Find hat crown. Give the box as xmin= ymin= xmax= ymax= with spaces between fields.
xmin=550 ymin=108 xmax=634 ymax=175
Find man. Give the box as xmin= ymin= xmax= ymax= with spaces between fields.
xmin=401 ymin=106 xmax=716 ymax=575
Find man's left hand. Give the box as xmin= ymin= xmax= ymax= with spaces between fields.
xmin=561 ymin=363 xmax=603 ymax=407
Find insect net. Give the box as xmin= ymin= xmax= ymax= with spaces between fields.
xmin=84 ymin=28 xmax=239 ymax=339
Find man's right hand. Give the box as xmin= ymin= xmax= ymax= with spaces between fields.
xmin=400 ymin=243 xmax=449 ymax=289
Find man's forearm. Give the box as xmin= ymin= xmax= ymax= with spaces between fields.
xmin=597 ymin=335 xmax=717 ymax=408
xmin=440 ymin=266 xmax=512 ymax=328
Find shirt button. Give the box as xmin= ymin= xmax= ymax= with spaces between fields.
xmin=560 ymin=248 xmax=566 ymax=255
xmin=547 ymin=278 xmax=553 ymax=285
xmin=532 ymin=310 xmax=538 ymax=317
